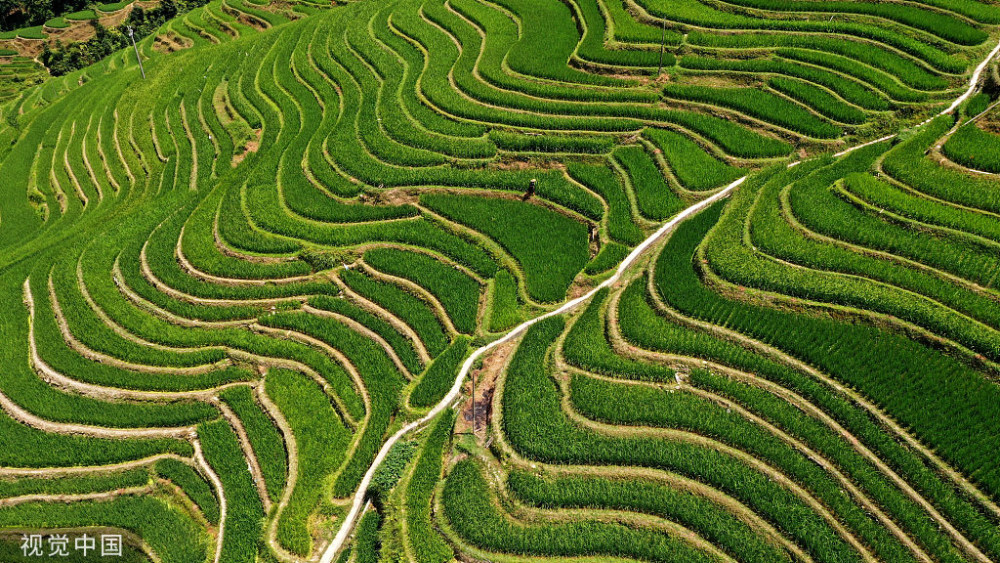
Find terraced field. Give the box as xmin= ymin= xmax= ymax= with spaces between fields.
xmin=1 ymin=0 xmax=1000 ymax=561
xmin=0 ymin=56 xmax=46 ymax=103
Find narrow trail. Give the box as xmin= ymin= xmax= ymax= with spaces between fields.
xmin=318 ymin=178 xmax=744 ymax=561
xmin=318 ymin=35 xmax=1000 ymax=560
xmin=193 ymin=439 xmax=226 ymax=563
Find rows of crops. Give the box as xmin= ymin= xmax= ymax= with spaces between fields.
xmin=432 ymin=176 xmax=1000 ymax=563
xmin=1 ymin=0 xmax=999 ymax=560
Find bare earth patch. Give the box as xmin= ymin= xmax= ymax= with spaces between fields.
xmin=232 ymin=128 xmax=262 ymax=167
xmin=456 ymin=339 xmax=517 ymax=440
xmin=153 ymin=33 xmax=193 ymax=54
xmin=376 ymin=188 xmax=419 ymax=206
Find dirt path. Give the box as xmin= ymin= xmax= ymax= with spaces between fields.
xmin=0 ymin=454 xmax=185 ymax=479
xmin=249 ymin=322 xmax=367 ymax=430
xmin=557 ymin=370 xmax=880 ymax=563
xmin=46 ymin=275 xmax=228 ymax=375
xmin=25 ymin=277 xmax=239 ymax=402
xmin=212 ymin=202 xmax=296 ymax=265
xmin=609 ymin=283 xmax=986 ymax=539
xmin=0 ymin=485 xmax=153 ymax=508
xmin=194 ymin=439 xmax=226 ymax=563
xmin=686 ymin=383 xmax=932 ymax=562
xmin=113 ymin=258 xmax=255 ymax=327
xmin=0 ymin=377 xmax=194 ymax=439
xmin=320 ymin=34 xmax=1000 ymax=558
xmin=141 ymin=240 xmax=310 ymax=307
xmin=553 ymin=314 xmax=933 ymax=561
xmin=176 ymin=222 xmax=319 ymax=287
xmin=318 ymin=177 xmax=744 ymax=563
xmin=358 ymin=261 xmax=459 ymax=338
xmin=77 ymin=261 xmax=213 ymax=354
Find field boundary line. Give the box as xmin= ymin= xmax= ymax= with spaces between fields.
xmin=318 ymin=28 xmax=1000 ymax=562
xmin=318 ymin=175 xmax=744 ymax=561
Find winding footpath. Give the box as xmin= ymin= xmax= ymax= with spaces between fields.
xmin=317 ymin=37 xmax=1000 ymax=562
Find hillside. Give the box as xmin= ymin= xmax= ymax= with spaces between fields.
xmin=1 ymin=0 xmax=1000 ymax=562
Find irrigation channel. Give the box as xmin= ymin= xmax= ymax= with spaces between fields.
xmin=317 ymin=35 xmax=1000 ymax=562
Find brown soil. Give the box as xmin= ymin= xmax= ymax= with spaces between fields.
xmin=219 ymin=3 xmax=268 ymax=32
xmin=567 ymin=275 xmax=596 ymax=300
xmin=4 ymin=7 xmax=133 ymax=58
xmin=456 ymin=340 xmax=516 ymax=439
xmin=216 ymin=398 xmax=272 ymax=512
xmin=12 ymin=37 xmax=47 ymax=58
xmin=214 ymin=19 xmax=237 ymax=38
xmin=976 ymin=114 xmax=1000 ymax=134
xmin=97 ymin=4 xmax=134 ymax=27
xmin=492 ymin=158 xmax=566 ymax=171
xmin=329 ymin=272 xmax=433 ymax=364
xmin=153 ymin=32 xmax=192 ymax=54
xmin=239 ymin=12 xmax=269 ymax=30
xmin=231 ymin=128 xmax=262 ymax=167
xmin=304 ymin=303 xmax=414 ymax=380
xmin=196 ymin=28 xmax=221 ymax=44
xmin=259 ymin=0 xmax=296 ymax=16
xmin=0 ymin=39 xmax=19 ymax=56
xmin=46 ymin=20 xmax=97 ymax=43
xmin=677 ymin=74 xmax=753 ymax=89
xmin=376 ymin=188 xmax=419 ymax=206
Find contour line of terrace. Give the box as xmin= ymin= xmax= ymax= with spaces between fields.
xmin=318 ymin=30 xmax=1000 ymax=562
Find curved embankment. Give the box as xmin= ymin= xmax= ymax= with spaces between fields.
xmin=318 ymin=34 xmax=1000 ymax=562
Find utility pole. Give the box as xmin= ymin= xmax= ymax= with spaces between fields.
xmin=657 ymin=18 xmax=666 ymax=76
xmin=127 ymin=26 xmax=145 ymax=79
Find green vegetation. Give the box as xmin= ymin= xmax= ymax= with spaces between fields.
xmin=644 ymin=128 xmax=745 ymax=192
xmin=663 ymin=83 xmax=842 ymax=138
xmin=444 ymin=458 xmax=717 ymax=562
xmin=369 ymin=440 xmax=418 ymax=497
xmin=220 ymin=385 xmax=288 ymax=502
xmin=154 ymin=458 xmax=220 ymax=523
xmin=199 ymin=420 xmax=265 ymax=563
xmin=354 ymin=509 xmax=382 ymax=563
xmin=488 ymin=269 xmax=522 ymax=332
xmin=404 ymin=411 xmax=454 ymax=562
xmin=613 ymin=144 xmax=685 ymax=220
xmin=340 ymin=269 xmax=451 ymax=356
xmin=942 ymin=123 xmax=1000 ymax=173
xmin=410 ymin=336 xmax=470 ymax=408
xmin=266 ymin=369 xmax=350 ymax=555
xmin=0 ymin=0 xmax=997 ymax=560
xmin=364 ymin=247 xmax=481 ymax=334
xmin=421 ymin=194 xmax=590 ymax=303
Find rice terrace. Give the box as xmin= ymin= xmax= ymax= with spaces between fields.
xmin=5 ymin=0 xmax=1000 ymax=560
